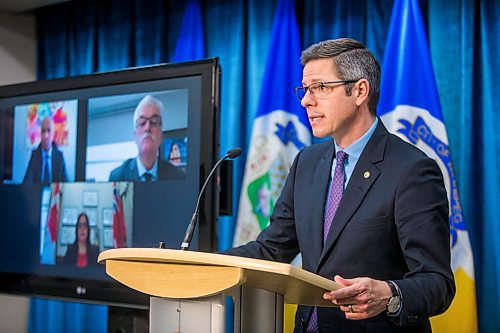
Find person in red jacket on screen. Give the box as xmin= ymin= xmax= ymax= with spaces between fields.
xmin=63 ymin=212 xmax=99 ymax=267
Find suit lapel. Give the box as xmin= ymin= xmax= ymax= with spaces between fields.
xmin=36 ymin=146 xmax=44 ymax=180
xmin=308 ymin=142 xmax=335 ymax=262
xmin=51 ymin=146 xmax=58 ymax=171
xmin=318 ymin=121 xmax=389 ymax=269
xmin=130 ymin=158 xmax=141 ymax=181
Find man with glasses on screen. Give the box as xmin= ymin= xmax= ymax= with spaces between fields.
xmin=23 ymin=116 xmax=68 ymax=183
xmin=109 ymin=95 xmax=184 ymax=182
xmin=227 ymin=38 xmax=454 ymax=332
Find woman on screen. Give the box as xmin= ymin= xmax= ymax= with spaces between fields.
xmin=168 ymin=142 xmax=182 ymax=166
xmin=63 ymin=212 xmax=99 ymax=267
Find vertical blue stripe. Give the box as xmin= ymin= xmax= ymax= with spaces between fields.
xmin=254 ymin=0 xmax=308 ymax=129
xmin=172 ymin=0 xmax=205 ymax=62
xmin=378 ymin=0 xmax=442 ymax=121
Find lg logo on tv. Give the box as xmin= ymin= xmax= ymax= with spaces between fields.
xmin=76 ymin=286 xmax=87 ymax=295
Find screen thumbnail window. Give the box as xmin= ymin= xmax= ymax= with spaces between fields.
xmin=85 ymin=90 xmax=188 ymax=182
xmin=10 ymin=99 xmax=78 ymax=184
xmin=40 ymin=182 xmax=134 ymax=267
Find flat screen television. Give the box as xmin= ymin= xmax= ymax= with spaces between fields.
xmin=0 ymin=59 xmax=221 ymax=306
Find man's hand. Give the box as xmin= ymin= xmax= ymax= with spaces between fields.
xmin=323 ymin=275 xmax=392 ymax=320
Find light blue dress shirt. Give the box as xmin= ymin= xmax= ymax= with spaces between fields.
xmin=332 ymin=117 xmax=379 ymax=188
xmin=136 ymin=157 xmax=159 ymax=181
xmin=42 ymin=147 xmax=52 ymax=182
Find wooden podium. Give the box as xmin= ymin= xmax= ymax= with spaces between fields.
xmin=98 ymin=248 xmax=341 ymax=333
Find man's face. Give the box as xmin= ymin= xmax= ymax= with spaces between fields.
xmin=40 ymin=118 xmax=53 ymax=151
xmin=134 ymin=104 xmax=163 ymax=158
xmin=300 ymin=58 xmax=358 ymax=141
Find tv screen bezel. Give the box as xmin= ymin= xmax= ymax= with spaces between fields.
xmin=0 ymin=58 xmax=221 ymax=307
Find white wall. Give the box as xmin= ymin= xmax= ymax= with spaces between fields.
xmin=0 ymin=11 xmax=36 ymax=333
xmin=0 ymin=294 xmax=29 ymax=333
xmin=0 ymin=13 xmax=36 ymax=85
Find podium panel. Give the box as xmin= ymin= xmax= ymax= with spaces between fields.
xmin=150 ymin=295 xmax=224 ymax=333
xmin=235 ymin=286 xmax=284 ymax=333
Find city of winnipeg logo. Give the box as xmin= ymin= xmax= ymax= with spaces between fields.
xmin=246 ymin=115 xmax=308 ymax=230
xmin=397 ymin=116 xmax=465 ymax=247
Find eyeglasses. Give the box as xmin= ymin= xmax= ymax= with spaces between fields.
xmin=294 ymin=80 xmax=359 ymax=100
xmin=136 ymin=115 xmax=162 ymax=129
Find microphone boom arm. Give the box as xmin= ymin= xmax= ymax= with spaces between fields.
xmin=180 ymin=147 xmax=242 ymax=250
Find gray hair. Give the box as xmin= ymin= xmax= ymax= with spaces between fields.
xmin=300 ymin=38 xmax=380 ymax=116
xmin=133 ymin=95 xmax=164 ymax=127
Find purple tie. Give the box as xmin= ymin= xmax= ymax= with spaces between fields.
xmin=323 ymin=150 xmax=347 ymax=242
xmin=307 ymin=150 xmax=347 ymax=333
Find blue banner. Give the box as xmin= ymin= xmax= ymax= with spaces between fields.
xmin=234 ymin=0 xmax=310 ymax=246
xmin=378 ymin=0 xmax=477 ymax=331
xmin=172 ymin=0 xmax=205 ymax=62
xmin=253 ymin=0 xmax=308 ymax=128
xmin=378 ymin=0 xmax=441 ymax=120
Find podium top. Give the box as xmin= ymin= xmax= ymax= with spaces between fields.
xmin=98 ymin=248 xmax=342 ymax=307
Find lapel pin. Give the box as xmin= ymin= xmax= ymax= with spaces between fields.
xmin=363 ymin=171 xmax=370 ymax=179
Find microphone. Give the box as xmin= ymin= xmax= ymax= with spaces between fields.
xmin=180 ymin=147 xmax=242 ymax=250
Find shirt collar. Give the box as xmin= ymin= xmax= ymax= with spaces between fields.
xmin=136 ymin=157 xmax=158 ymax=180
xmin=42 ymin=146 xmax=52 ymax=158
xmin=334 ymin=117 xmax=378 ymax=160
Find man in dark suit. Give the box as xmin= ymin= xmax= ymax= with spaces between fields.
xmin=23 ymin=116 xmax=68 ymax=183
xmin=109 ymin=95 xmax=184 ymax=182
xmin=228 ymin=38 xmax=455 ymax=332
